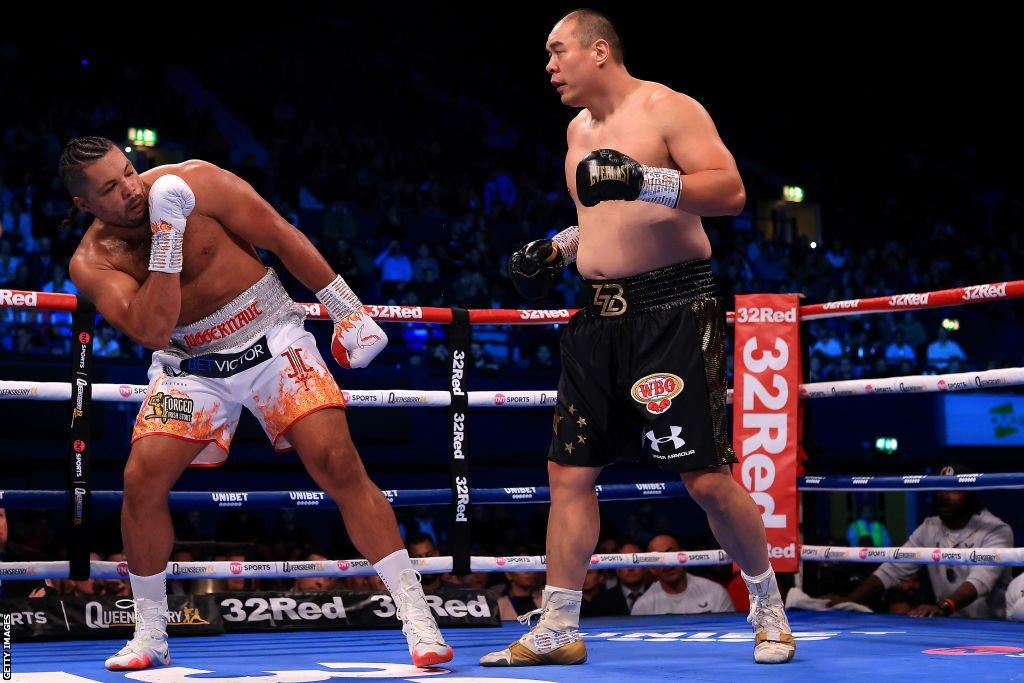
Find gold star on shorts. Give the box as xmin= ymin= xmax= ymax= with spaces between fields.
xmin=577 ymin=416 xmax=587 ymax=428
xmin=568 ymin=404 xmax=577 ymax=415
xmin=564 ymin=441 xmax=575 ymax=454
xmin=577 ymin=435 xmax=587 ymax=444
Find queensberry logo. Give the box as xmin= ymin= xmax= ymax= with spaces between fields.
xmin=970 ymin=550 xmax=998 ymax=563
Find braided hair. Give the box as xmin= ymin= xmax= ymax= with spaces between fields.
xmin=57 ymin=136 xmax=116 ymax=232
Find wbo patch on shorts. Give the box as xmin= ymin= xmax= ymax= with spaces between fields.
xmin=630 ymin=372 xmax=684 ymax=414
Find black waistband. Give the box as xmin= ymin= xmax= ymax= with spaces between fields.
xmin=581 ymin=259 xmax=718 ymax=317
xmin=163 ymin=335 xmax=272 ymax=378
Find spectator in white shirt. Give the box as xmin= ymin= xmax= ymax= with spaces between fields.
xmin=926 ymin=328 xmax=967 ymax=371
xmin=631 ymin=534 xmax=735 ymax=615
xmin=827 ymin=465 xmax=1012 ymax=619
xmin=1006 ymin=572 xmax=1024 ymax=621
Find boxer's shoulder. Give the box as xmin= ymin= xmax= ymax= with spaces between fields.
xmin=141 ymin=159 xmax=222 ymax=187
xmin=566 ymin=109 xmax=590 ymax=141
xmin=643 ymin=85 xmax=710 ymax=126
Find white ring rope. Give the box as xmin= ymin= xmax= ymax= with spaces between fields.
xmin=2 ymin=366 xmax=1022 ymax=407
xmin=2 ymin=547 xmax=1023 ymax=581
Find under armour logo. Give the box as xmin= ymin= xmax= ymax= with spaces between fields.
xmin=645 ymin=426 xmax=685 ymax=452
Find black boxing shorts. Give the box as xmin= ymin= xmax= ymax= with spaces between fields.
xmin=548 ymin=258 xmax=737 ymax=473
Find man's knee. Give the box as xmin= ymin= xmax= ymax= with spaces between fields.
xmin=683 ymin=469 xmax=733 ymax=512
xmin=123 ymin=456 xmax=171 ymax=507
xmin=548 ymin=461 xmax=599 ymax=495
xmin=311 ymin=444 xmax=366 ymax=492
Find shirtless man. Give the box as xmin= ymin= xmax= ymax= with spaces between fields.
xmin=60 ymin=137 xmax=452 ymax=671
xmin=481 ymin=9 xmax=794 ymax=666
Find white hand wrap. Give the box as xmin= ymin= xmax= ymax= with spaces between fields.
xmin=148 ymin=175 xmax=195 ymax=273
xmin=551 ymin=225 xmax=580 ymax=266
xmin=639 ymin=165 xmax=682 ymax=208
xmin=316 ymin=274 xmax=364 ymax=321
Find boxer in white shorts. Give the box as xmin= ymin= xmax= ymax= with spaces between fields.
xmin=62 ymin=137 xmax=452 ymax=672
xmin=132 ymin=268 xmax=346 ymax=465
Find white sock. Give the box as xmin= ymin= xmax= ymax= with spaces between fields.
xmin=539 ymin=584 xmax=582 ymax=630
xmin=741 ymin=566 xmax=781 ymax=601
xmin=129 ymin=571 xmax=168 ymax=605
xmin=374 ymin=548 xmax=419 ymax=599
xmin=129 ymin=571 xmax=168 ymax=635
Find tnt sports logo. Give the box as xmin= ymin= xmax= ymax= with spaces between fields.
xmin=938 ymin=380 xmax=947 ymax=391
xmin=337 ymin=560 xmax=350 ymax=571
xmin=677 ymin=552 xmax=688 ymax=565
xmin=79 ymin=332 xmax=91 ymax=345
xmin=631 ymin=373 xmax=683 ymax=414
xmin=145 ymin=392 xmax=195 ymax=423
xmin=859 ymin=547 xmax=869 ymax=560
xmin=645 ymin=426 xmax=685 ymax=453
xmin=116 ymin=562 xmax=129 ymax=577
xmin=932 ymin=549 xmax=942 ymax=562
xmin=230 ymin=562 xmax=243 ymax=575
xmin=342 ymin=391 xmax=350 ymax=402
xmin=496 ymin=557 xmax=507 ymax=567
xmin=119 ymin=384 xmax=133 ymax=398
xmin=590 ymin=555 xmax=600 ymax=565
xmin=73 ymin=440 xmax=86 ymax=453
xmin=494 ymin=393 xmax=505 ymax=406
xmin=923 ymin=645 xmax=1024 ymax=656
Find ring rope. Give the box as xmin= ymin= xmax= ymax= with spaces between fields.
xmin=2 ymin=278 xmax=1022 ymax=324
xmin=3 ymin=546 xmax=1023 ymax=582
xmin=3 ymin=365 xmax=1022 ymax=406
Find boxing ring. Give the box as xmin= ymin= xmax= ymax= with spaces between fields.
xmin=3 ymin=281 xmax=1024 ymax=681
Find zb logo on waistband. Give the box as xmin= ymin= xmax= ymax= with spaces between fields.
xmin=592 ymin=283 xmax=628 ymax=316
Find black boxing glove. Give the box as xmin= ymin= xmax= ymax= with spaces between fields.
xmin=576 ymin=148 xmax=681 ymax=209
xmin=509 ymin=239 xmax=564 ymax=300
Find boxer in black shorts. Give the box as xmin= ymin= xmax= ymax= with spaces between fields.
xmin=480 ymin=9 xmax=794 ymax=668
xmin=550 ymin=258 xmax=735 ymax=474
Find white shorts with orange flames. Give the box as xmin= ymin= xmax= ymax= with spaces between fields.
xmin=131 ymin=321 xmax=345 ymax=466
